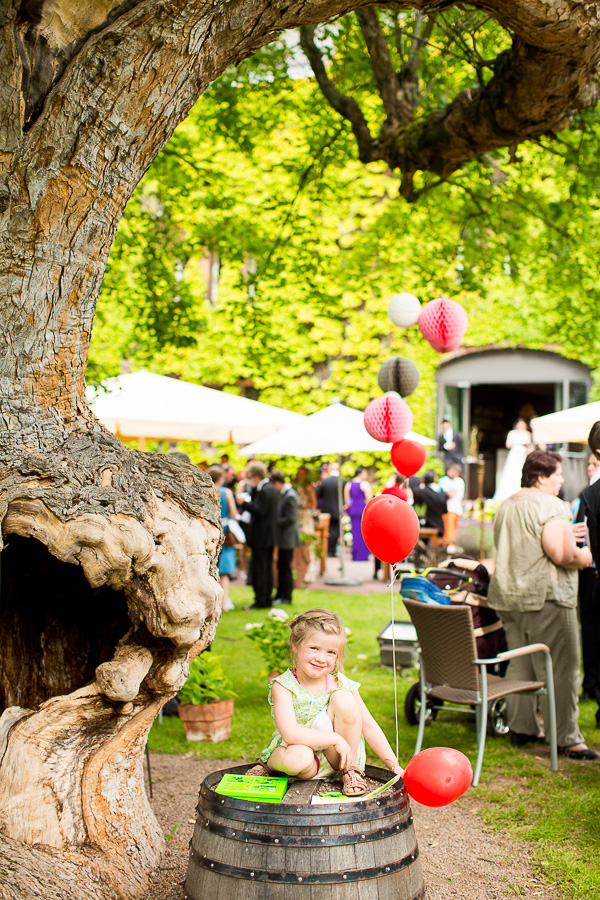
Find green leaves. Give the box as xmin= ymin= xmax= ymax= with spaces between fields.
xmin=178 ymin=653 xmax=237 ymax=705
xmin=245 ymin=612 xmax=292 ymax=677
xmin=90 ymin=18 xmax=600 ymax=412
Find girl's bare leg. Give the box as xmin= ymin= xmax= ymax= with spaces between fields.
xmin=220 ymin=574 xmax=232 ymax=610
xmin=323 ymin=690 xmax=366 ymax=795
xmin=268 ymin=744 xmax=318 ymax=779
xmin=323 ymin=690 xmax=362 ymax=770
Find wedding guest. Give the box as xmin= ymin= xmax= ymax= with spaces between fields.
xmin=574 ymin=453 xmax=600 ymax=707
xmin=270 ymin=470 xmax=301 ymax=605
xmin=438 ymin=463 xmax=465 ymax=546
xmin=382 ymin=472 xmax=409 ymax=501
xmin=293 ymin=465 xmax=318 ymax=585
xmin=494 ymin=418 xmax=533 ymax=502
xmin=239 ymin=461 xmax=278 ymax=609
xmin=489 ymin=449 xmax=596 ymax=759
xmin=344 ymin=467 xmax=372 ymax=561
xmin=438 ymin=419 xmax=464 ymax=469
xmin=411 ymin=470 xmax=448 ymax=537
xmin=207 ymin=465 xmax=237 ymax=611
xmin=316 ymin=463 xmax=345 ymax=557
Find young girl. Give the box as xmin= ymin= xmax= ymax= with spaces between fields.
xmin=248 ymin=608 xmax=403 ymax=796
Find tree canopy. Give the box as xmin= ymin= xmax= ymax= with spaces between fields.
xmin=90 ymin=8 xmax=600 ymax=438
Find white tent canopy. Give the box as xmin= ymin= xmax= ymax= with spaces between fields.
xmin=530 ymin=401 xmax=600 ymax=446
xmin=240 ymin=400 xmax=435 ymax=458
xmin=87 ymin=370 xmax=304 ymax=444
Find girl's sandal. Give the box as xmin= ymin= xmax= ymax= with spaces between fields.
xmin=246 ymin=760 xmax=274 ymax=777
xmin=340 ymin=765 xmax=368 ymax=796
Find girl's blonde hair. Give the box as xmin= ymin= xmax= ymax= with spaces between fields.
xmin=289 ymin=608 xmax=347 ymax=671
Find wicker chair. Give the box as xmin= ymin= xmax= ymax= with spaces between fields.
xmin=403 ymin=598 xmax=558 ymax=786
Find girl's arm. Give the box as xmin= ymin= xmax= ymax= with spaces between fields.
xmin=362 ymin=482 xmax=373 ymax=502
xmin=271 ymin=682 xmax=352 ymax=767
xmin=355 ymin=691 xmax=403 ymax=775
xmin=225 ymin=487 xmax=238 ymax=519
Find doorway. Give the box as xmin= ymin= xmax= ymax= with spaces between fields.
xmin=470 ymin=383 xmax=556 ymax=496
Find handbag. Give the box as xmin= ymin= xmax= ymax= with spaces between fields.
xmin=223 ymin=517 xmax=246 ymax=546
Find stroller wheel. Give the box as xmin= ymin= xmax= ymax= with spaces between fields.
xmin=404 ymin=682 xmax=442 ymax=726
xmin=487 ymin=697 xmax=509 ymax=736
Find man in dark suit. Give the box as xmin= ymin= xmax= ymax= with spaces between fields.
xmin=438 ymin=419 xmax=464 ymax=470
xmin=582 ymin=421 xmax=600 ymax=726
xmin=410 ymin=470 xmax=448 ymax=537
xmin=270 ymin=470 xmax=301 ymax=605
xmin=315 ymin=463 xmax=345 ymax=557
xmin=240 ymin=460 xmax=278 ymax=609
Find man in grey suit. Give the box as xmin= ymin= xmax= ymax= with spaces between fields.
xmin=270 ymin=470 xmax=301 ymax=605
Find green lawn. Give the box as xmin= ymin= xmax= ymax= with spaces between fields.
xmin=149 ymin=586 xmax=600 ymax=900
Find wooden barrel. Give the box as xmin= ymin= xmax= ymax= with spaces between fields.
xmin=185 ymin=764 xmax=424 ymax=900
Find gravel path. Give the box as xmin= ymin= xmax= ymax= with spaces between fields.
xmin=146 ymin=753 xmax=560 ymax=899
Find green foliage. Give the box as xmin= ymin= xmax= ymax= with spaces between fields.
xmin=89 ymin=15 xmax=600 ymax=420
xmin=178 ymin=653 xmax=237 ymax=705
xmin=245 ymin=609 xmax=292 ymax=676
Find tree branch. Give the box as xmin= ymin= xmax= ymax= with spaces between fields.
xmin=302 ymin=1 xmax=600 ymax=189
xmin=355 ymin=7 xmax=413 ymax=125
xmin=299 ymin=25 xmax=379 ymax=163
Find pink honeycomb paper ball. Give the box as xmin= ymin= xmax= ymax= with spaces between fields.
xmin=364 ymin=392 xmax=414 ymax=443
xmin=418 ymin=297 xmax=468 ymax=353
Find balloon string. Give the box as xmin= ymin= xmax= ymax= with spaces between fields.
xmin=389 ymin=563 xmax=400 ymax=762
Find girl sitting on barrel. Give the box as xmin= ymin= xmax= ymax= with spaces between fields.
xmin=248 ymin=608 xmax=402 ymax=796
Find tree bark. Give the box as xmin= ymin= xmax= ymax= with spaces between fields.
xmin=2 ymin=1 xmax=600 ymax=898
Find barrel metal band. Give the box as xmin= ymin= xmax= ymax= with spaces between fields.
xmin=198 ymin=797 xmax=408 ymax=826
xmin=190 ymin=845 xmax=419 ymax=883
xmin=197 ymin=815 xmax=412 ymax=846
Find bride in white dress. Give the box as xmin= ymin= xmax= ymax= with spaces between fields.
xmin=494 ymin=418 xmax=533 ymax=501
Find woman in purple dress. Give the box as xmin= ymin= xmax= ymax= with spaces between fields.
xmin=344 ymin=467 xmax=373 ymax=561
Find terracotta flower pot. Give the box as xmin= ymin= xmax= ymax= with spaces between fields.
xmin=178 ymin=699 xmax=234 ymax=743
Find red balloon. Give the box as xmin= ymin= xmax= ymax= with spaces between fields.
xmin=360 ymin=494 xmax=419 ymax=563
xmin=418 ymin=297 xmax=468 ymax=353
xmin=364 ymin=392 xmax=413 ymax=443
xmin=391 ymin=440 xmax=427 ymax=477
xmin=403 ymin=747 xmax=473 ymax=807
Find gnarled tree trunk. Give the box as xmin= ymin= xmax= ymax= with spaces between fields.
xmin=0 ymin=1 xmax=387 ymax=897
xmin=1 ymin=1 xmax=600 ymax=898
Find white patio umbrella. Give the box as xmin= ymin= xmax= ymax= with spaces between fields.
xmin=239 ymin=399 xmax=435 ymax=457
xmin=240 ymin=400 xmax=435 ymax=585
xmin=87 ymin=370 xmax=303 ymax=445
xmin=530 ymin=401 xmax=600 ymax=445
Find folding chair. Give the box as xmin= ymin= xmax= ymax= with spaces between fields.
xmin=403 ymin=598 xmax=558 ymax=786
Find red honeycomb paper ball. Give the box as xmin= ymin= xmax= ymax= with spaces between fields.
xmin=364 ymin=392 xmax=413 ymax=443
xmin=418 ymin=297 xmax=468 ymax=353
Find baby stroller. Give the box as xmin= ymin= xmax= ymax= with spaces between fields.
xmin=401 ymin=556 xmax=509 ymax=736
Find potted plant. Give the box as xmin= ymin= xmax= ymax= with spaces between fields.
xmin=245 ymin=608 xmax=292 ymax=680
xmin=177 ymin=653 xmax=237 ymax=742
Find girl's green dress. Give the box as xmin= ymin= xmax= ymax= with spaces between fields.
xmin=259 ymin=667 xmax=366 ymax=777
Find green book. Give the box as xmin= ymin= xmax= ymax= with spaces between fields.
xmin=215 ymin=774 xmax=289 ymax=803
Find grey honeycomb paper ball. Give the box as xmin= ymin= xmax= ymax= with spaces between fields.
xmin=377 ymin=357 xmax=421 ymax=397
